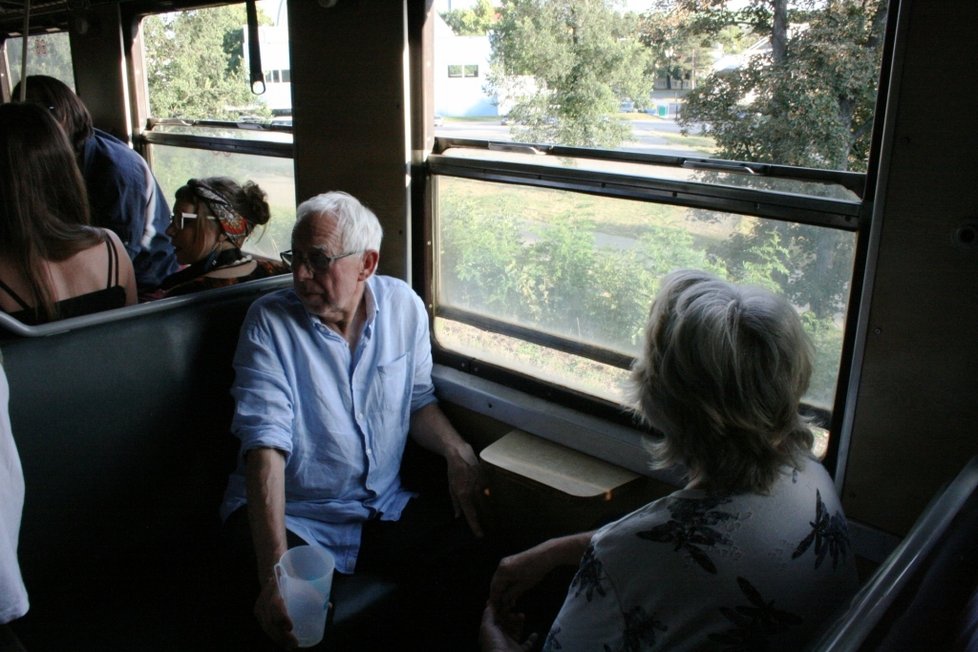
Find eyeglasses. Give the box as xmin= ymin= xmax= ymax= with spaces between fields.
xmin=171 ymin=212 xmax=217 ymax=230
xmin=281 ymin=248 xmax=361 ymax=274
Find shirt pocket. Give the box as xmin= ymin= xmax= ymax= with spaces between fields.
xmin=371 ymin=352 xmax=412 ymax=449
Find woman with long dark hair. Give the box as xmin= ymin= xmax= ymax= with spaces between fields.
xmin=12 ymin=75 xmax=178 ymax=291
xmin=0 ymin=103 xmax=136 ymax=324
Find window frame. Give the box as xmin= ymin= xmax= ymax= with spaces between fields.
xmin=425 ymin=135 xmax=874 ymax=465
xmin=141 ymin=117 xmax=294 ymax=159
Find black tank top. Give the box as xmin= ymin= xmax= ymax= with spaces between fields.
xmin=0 ymin=240 xmax=127 ymax=325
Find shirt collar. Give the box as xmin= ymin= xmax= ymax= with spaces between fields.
xmin=292 ymin=276 xmax=380 ymax=334
xmin=362 ymin=275 xmax=378 ymax=339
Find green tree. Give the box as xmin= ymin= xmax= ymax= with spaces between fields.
xmin=142 ymin=6 xmax=271 ymax=119
xmin=639 ymin=3 xmax=754 ymax=91
xmin=441 ymin=0 xmax=499 ymax=35
xmin=439 ymin=194 xmax=524 ymax=313
xmin=659 ymin=0 xmax=887 ymax=172
xmin=437 ymin=183 xmax=844 ymax=403
xmin=641 ymin=0 xmax=879 ymax=329
xmin=488 ymin=0 xmax=653 ymax=148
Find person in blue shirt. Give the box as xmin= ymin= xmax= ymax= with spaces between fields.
xmin=220 ymin=191 xmax=487 ymax=649
xmin=12 ymin=76 xmax=178 ymax=292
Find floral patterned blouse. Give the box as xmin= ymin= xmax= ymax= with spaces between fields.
xmin=544 ymin=458 xmax=859 ymax=651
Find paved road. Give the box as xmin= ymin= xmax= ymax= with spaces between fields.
xmin=435 ymin=116 xmax=710 ymax=158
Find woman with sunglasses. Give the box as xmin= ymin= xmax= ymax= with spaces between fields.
xmin=151 ymin=177 xmax=287 ymax=298
xmin=0 ymin=103 xmax=137 ymax=325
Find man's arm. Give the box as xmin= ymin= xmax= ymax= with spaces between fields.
xmin=245 ymin=447 xmax=298 ymax=649
xmin=409 ymin=402 xmax=485 ymax=538
xmin=246 ymin=447 xmax=289 ymax=585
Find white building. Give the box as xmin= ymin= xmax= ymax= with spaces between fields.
xmin=248 ymin=3 xmax=503 ymax=119
xmin=433 ymin=14 xmax=499 ymax=118
xmin=256 ymin=24 xmax=292 ymax=113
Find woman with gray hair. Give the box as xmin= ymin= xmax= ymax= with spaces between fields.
xmin=481 ymin=270 xmax=859 ymax=652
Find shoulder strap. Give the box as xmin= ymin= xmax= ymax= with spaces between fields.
xmin=105 ymin=237 xmax=119 ymax=288
xmin=0 ymin=277 xmax=31 ymax=311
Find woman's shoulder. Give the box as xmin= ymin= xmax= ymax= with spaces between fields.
xmin=772 ymin=457 xmax=843 ymax=510
xmin=96 ymin=227 xmax=126 ymax=251
xmin=249 ymin=255 xmax=289 ymax=278
xmin=59 ymin=228 xmax=119 ymax=270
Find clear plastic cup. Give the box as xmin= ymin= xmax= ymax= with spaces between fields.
xmin=275 ymin=544 xmax=335 ymax=648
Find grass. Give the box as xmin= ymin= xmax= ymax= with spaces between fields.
xmin=441 ymin=176 xmax=741 ymax=243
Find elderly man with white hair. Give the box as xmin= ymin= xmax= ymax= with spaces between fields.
xmin=221 ymin=191 xmax=489 ymax=650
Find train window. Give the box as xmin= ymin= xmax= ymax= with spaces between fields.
xmin=5 ymin=31 xmax=74 ymax=90
xmin=433 ymin=1 xmax=887 ymax=172
xmin=430 ymin=0 xmax=887 ymax=447
xmin=150 ymin=141 xmax=294 ymax=260
xmin=432 ymin=150 xmax=856 ymax=406
xmin=142 ymin=4 xmax=290 ymax=121
xmin=140 ymin=2 xmax=295 ymax=259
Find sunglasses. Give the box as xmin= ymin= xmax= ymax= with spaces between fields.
xmin=171 ymin=212 xmax=218 ymax=230
xmin=280 ymin=248 xmax=361 ymax=274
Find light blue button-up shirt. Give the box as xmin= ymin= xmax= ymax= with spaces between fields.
xmin=219 ymin=275 xmax=437 ymax=573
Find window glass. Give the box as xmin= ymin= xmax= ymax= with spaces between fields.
xmin=434 ymin=175 xmax=855 ymax=414
xmin=142 ymin=2 xmax=291 ymax=121
xmin=5 ymin=32 xmax=74 ymax=90
xmin=142 ymin=1 xmax=295 ymax=261
xmin=431 ymin=0 xmax=882 ymax=436
xmin=150 ymin=143 xmax=294 ymax=260
xmin=434 ymin=0 xmax=888 ymax=173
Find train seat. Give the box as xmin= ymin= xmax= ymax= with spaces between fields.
xmin=0 ymin=278 xmax=413 ymax=651
xmin=811 ymin=456 xmax=978 ymax=651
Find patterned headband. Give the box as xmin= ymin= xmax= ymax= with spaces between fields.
xmin=186 ymin=178 xmax=249 ymax=238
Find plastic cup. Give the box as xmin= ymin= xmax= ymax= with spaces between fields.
xmin=275 ymin=544 xmax=335 ymax=648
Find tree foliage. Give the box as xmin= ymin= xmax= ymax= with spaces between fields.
xmin=439 ymin=186 xmax=845 ymax=406
xmin=142 ymin=6 xmax=271 ymax=120
xmin=441 ymin=0 xmax=500 ymax=35
xmin=635 ymin=0 xmax=881 ymax=328
xmin=659 ymin=0 xmax=887 ymax=172
xmin=488 ymin=0 xmax=653 ymax=148
xmin=639 ymin=3 xmax=754 ymax=89
xmin=439 ymin=189 xmax=722 ymax=352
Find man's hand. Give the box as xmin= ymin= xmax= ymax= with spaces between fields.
xmin=409 ymin=403 xmax=488 ymax=538
xmin=254 ymin=576 xmax=299 ymax=650
xmin=446 ymin=442 xmax=486 ymax=538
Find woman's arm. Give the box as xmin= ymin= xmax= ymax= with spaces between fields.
xmin=489 ymin=530 xmax=595 ymax=611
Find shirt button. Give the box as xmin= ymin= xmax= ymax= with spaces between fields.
xmin=357 ymin=413 xmax=364 ymax=421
